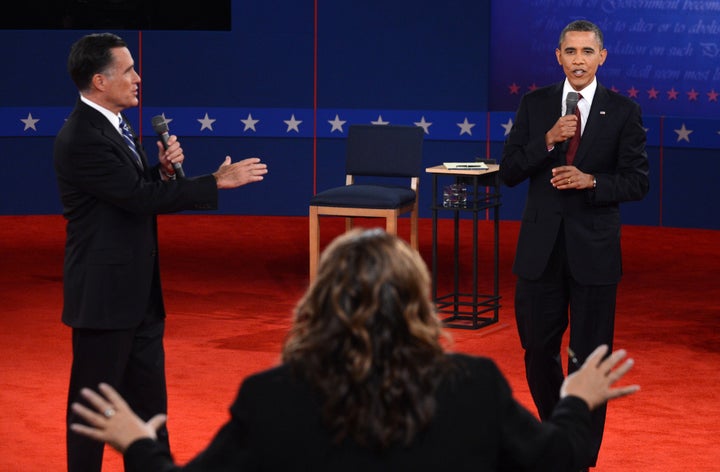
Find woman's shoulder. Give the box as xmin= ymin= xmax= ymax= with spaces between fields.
xmin=445 ymin=352 xmax=498 ymax=370
xmin=442 ymin=352 xmax=507 ymax=389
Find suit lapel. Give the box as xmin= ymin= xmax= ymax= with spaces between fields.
xmin=79 ymin=101 xmax=147 ymax=173
xmin=574 ymin=84 xmax=609 ymax=166
xmin=546 ymin=84 xmax=564 ymax=130
xmin=106 ymin=125 xmax=144 ymax=171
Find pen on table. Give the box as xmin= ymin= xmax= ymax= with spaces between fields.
xmin=567 ymin=347 xmax=580 ymax=368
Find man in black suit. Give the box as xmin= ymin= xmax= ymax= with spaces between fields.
xmin=54 ymin=32 xmax=268 ymax=472
xmin=499 ymin=20 xmax=649 ymax=469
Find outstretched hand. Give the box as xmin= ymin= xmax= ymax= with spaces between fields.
xmin=213 ymin=156 xmax=268 ymax=189
xmin=70 ymin=383 xmax=166 ymax=453
xmin=560 ymin=344 xmax=640 ymax=410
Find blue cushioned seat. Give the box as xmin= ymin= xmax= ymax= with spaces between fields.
xmin=310 ymin=185 xmax=417 ymax=208
xmin=309 ymin=124 xmax=424 ymax=280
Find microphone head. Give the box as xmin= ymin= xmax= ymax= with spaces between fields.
xmin=151 ymin=115 xmax=169 ymax=134
xmin=565 ymin=92 xmax=579 ymax=115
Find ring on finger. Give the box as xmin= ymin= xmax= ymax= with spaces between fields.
xmin=104 ymin=408 xmax=116 ymax=418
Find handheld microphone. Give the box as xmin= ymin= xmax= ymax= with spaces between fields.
xmin=562 ymin=92 xmax=580 ymax=151
xmin=151 ymin=115 xmax=185 ymax=178
xmin=565 ymin=91 xmax=579 ymax=116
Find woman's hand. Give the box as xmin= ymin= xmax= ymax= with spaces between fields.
xmin=70 ymin=383 xmax=166 ymax=453
xmin=560 ymin=344 xmax=640 ymax=410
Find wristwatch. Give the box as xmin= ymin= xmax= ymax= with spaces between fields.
xmin=592 ymin=176 xmax=597 ymax=188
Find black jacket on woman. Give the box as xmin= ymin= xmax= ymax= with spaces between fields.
xmin=124 ymin=353 xmax=592 ymax=471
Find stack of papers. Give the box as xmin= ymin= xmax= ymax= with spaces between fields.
xmin=443 ymin=162 xmax=489 ymax=170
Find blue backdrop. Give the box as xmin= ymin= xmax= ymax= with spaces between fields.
xmin=1 ymin=0 xmax=717 ymax=229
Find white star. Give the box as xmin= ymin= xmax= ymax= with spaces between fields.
xmin=160 ymin=113 xmax=173 ymax=126
xmin=328 ymin=114 xmax=347 ymax=133
xmin=371 ymin=115 xmax=390 ymax=125
xmin=241 ymin=113 xmax=260 ymax=132
xmin=501 ymin=118 xmax=513 ymax=136
xmin=284 ymin=114 xmax=303 ymax=133
xmin=457 ymin=117 xmax=476 ymax=136
xmin=414 ymin=116 xmax=432 ymax=134
xmin=674 ymin=123 xmax=693 ymax=142
xmin=21 ymin=113 xmax=39 ymax=131
xmin=197 ymin=113 xmax=216 ymax=131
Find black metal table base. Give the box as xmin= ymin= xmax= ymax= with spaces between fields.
xmin=437 ymin=293 xmax=501 ymax=330
xmin=428 ymin=166 xmax=502 ymax=330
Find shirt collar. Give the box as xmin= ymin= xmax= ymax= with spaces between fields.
xmin=562 ymin=77 xmax=597 ymax=110
xmin=79 ymin=94 xmax=122 ymax=131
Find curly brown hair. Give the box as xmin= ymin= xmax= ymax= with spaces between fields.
xmin=282 ymin=229 xmax=450 ymax=450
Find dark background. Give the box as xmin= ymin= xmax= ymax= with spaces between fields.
xmin=1 ymin=0 xmax=717 ymax=229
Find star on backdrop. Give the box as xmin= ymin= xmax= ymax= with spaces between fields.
xmin=414 ymin=116 xmax=432 ymax=134
xmin=328 ymin=114 xmax=346 ymax=133
xmin=241 ymin=113 xmax=259 ymax=132
xmin=21 ymin=113 xmax=39 ymax=131
xmin=371 ymin=115 xmax=389 ymax=125
xmin=674 ymin=123 xmax=693 ymax=142
xmin=457 ymin=117 xmax=475 ymax=136
xmin=284 ymin=114 xmax=302 ymax=133
xmin=501 ymin=118 xmax=513 ymax=136
xmin=198 ymin=113 xmax=216 ymax=131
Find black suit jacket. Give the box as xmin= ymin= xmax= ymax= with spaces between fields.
xmin=54 ymin=99 xmax=219 ymax=329
xmin=500 ymin=82 xmax=649 ymax=285
xmin=124 ymin=354 xmax=594 ymax=471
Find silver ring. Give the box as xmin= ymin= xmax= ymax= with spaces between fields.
xmin=567 ymin=178 xmax=572 ymax=184
xmin=103 ymin=408 xmax=116 ymax=418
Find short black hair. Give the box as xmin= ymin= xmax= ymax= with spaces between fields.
xmin=558 ymin=20 xmax=604 ymax=50
xmin=67 ymin=33 xmax=127 ymax=91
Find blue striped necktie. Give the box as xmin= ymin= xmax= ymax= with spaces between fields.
xmin=119 ymin=117 xmax=142 ymax=167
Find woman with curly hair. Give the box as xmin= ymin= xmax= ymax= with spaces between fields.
xmin=70 ymin=229 xmax=639 ymax=471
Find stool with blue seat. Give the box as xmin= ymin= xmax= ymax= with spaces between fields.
xmin=309 ymin=124 xmax=424 ymax=280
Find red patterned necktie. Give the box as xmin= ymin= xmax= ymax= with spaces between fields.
xmin=566 ymin=93 xmax=583 ymax=165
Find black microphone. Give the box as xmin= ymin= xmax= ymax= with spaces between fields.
xmin=151 ymin=115 xmax=185 ymax=178
xmin=562 ymin=92 xmax=580 ymax=151
xmin=565 ymin=91 xmax=579 ymax=116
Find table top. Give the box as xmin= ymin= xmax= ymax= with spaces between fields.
xmin=425 ymin=163 xmax=500 ymax=175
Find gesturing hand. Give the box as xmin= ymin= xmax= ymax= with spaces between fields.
xmin=70 ymin=383 xmax=166 ymax=453
xmin=213 ymin=156 xmax=269 ymax=189
xmin=560 ymin=344 xmax=640 ymax=410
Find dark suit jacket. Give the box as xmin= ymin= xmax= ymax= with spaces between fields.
xmin=124 ymin=354 xmax=594 ymax=471
xmin=54 ymin=99 xmax=219 ymax=329
xmin=500 ymin=82 xmax=649 ymax=285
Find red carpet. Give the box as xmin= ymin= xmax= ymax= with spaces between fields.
xmin=1 ymin=215 xmax=719 ymax=471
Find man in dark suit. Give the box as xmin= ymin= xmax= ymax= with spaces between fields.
xmin=54 ymin=32 xmax=268 ymax=472
xmin=499 ymin=19 xmax=649 ymax=470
